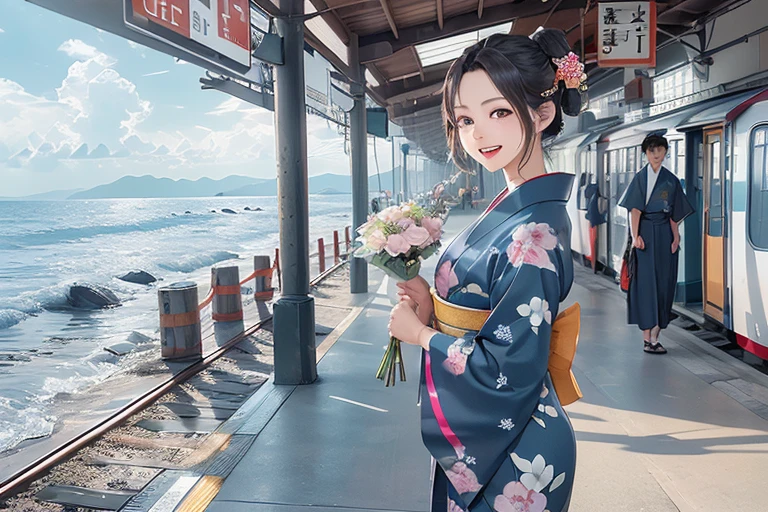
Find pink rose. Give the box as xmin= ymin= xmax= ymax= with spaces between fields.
xmin=445 ymin=462 xmax=482 ymax=495
xmin=379 ymin=206 xmax=403 ymax=223
xmin=401 ymin=225 xmax=431 ymax=247
xmin=368 ymin=229 xmax=387 ymax=252
xmin=421 ymin=216 xmax=443 ymax=241
xmin=435 ymin=261 xmax=459 ymax=298
xmin=448 ymin=500 xmax=465 ymax=512
xmin=397 ymin=218 xmax=415 ymax=230
xmin=506 ymin=222 xmax=558 ymax=272
xmin=493 ymin=481 xmax=547 ymax=512
xmin=385 ymin=233 xmax=410 ymax=257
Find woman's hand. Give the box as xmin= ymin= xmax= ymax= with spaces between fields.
xmin=671 ymin=236 xmax=680 ymax=253
xmin=389 ymin=301 xmax=434 ymax=350
xmin=633 ymin=235 xmax=645 ymax=250
xmin=397 ymin=276 xmax=433 ymax=324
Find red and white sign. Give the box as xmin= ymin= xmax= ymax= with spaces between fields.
xmin=129 ymin=0 xmax=250 ymax=67
xmin=132 ymin=0 xmax=191 ymax=38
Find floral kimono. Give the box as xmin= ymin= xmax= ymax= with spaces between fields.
xmin=423 ymin=173 xmax=577 ymax=512
xmin=618 ymin=165 xmax=694 ymax=330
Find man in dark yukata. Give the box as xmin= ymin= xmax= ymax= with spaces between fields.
xmin=619 ymin=134 xmax=694 ymax=354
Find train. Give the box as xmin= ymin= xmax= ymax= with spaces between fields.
xmin=549 ymin=85 xmax=768 ymax=360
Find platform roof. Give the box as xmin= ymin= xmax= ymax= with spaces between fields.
xmin=259 ymin=0 xmax=732 ymax=161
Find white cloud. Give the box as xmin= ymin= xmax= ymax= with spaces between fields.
xmin=142 ymin=70 xmax=169 ymax=77
xmin=0 ymin=28 xmax=5 ymax=34
xmin=57 ymin=39 xmax=100 ymax=60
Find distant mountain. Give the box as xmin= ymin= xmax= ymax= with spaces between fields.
xmin=40 ymin=171 xmax=400 ymax=200
xmin=0 ymin=188 xmax=85 ymax=201
xmin=68 ymin=175 xmax=269 ymax=199
xmin=220 ymin=171 xmax=396 ymax=196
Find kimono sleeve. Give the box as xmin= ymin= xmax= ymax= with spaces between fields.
xmin=421 ymin=224 xmax=564 ymax=506
xmin=671 ymin=178 xmax=695 ymax=223
xmin=618 ymin=170 xmax=646 ymax=212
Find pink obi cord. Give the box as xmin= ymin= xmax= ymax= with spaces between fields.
xmin=424 ymin=351 xmax=466 ymax=459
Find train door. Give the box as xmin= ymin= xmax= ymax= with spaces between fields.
xmin=683 ymin=131 xmax=704 ymax=306
xmin=703 ymin=127 xmax=726 ymax=322
xmin=602 ymin=151 xmax=612 ymax=272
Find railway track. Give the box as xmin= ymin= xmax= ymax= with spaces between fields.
xmin=0 ymin=261 xmax=350 ymax=511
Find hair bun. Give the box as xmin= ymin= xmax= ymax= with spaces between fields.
xmin=531 ymin=28 xmax=587 ymax=118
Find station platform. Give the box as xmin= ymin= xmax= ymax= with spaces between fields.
xmin=161 ymin=215 xmax=768 ymax=512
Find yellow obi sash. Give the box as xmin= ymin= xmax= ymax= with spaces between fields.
xmin=431 ymin=290 xmax=583 ymax=406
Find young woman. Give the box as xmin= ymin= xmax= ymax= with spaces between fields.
xmin=619 ymin=134 xmax=694 ymax=354
xmin=388 ymin=29 xmax=586 ymax=512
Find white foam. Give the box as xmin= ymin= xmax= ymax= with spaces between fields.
xmin=0 ymin=397 xmax=56 ymax=454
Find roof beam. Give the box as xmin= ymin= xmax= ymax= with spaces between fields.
xmin=411 ymin=46 xmax=426 ymax=81
xmin=385 ymin=80 xmax=443 ymax=105
xmin=478 ymin=0 xmax=484 ymax=19
xmin=437 ymin=0 xmax=444 ymax=29
xmin=379 ymin=0 xmax=400 ymax=39
xmin=308 ymin=0 xmax=352 ymax=44
xmin=360 ymin=0 xmax=560 ymax=59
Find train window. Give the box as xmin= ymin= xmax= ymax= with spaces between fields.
xmin=627 ymin=146 xmax=637 ymax=173
xmin=749 ymin=126 xmax=768 ymax=249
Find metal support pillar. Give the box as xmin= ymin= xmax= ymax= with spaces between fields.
xmin=349 ymin=34 xmax=369 ymax=294
xmin=401 ymin=144 xmax=410 ymax=200
xmin=272 ymin=0 xmax=316 ymax=385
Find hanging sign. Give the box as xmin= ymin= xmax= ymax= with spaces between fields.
xmin=597 ymin=1 xmax=656 ymax=68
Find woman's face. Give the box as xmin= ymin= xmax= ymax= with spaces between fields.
xmin=453 ymin=70 xmax=526 ymax=172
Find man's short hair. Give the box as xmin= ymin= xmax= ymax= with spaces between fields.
xmin=642 ymin=133 xmax=669 ymax=153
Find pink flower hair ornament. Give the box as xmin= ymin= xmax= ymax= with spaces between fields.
xmin=541 ymin=52 xmax=588 ymax=98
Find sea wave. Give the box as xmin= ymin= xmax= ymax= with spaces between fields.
xmin=7 ymin=213 xmax=203 ymax=247
xmin=0 ymin=309 xmax=28 ymax=330
xmin=0 ymin=397 xmax=56 ymax=454
xmin=158 ymin=251 xmax=239 ymax=273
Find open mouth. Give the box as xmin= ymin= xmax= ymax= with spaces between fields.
xmin=479 ymin=145 xmax=502 ymax=159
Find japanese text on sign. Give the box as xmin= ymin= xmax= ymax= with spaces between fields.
xmin=597 ymin=1 xmax=656 ymax=68
xmin=130 ymin=0 xmax=250 ymax=66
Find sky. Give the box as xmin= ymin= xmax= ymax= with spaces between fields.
xmin=0 ymin=1 xmax=395 ymax=197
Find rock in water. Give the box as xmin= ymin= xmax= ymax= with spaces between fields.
xmin=118 ymin=270 xmax=157 ymax=285
xmin=221 ymin=208 xmax=237 ymax=214
xmin=67 ymin=284 xmax=121 ymax=309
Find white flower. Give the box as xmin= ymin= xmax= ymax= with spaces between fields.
xmin=532 ymin=415 xmax=546 ymax=428
xmin=499 ymin=418 xmax=515 ymax=431
xmin=465 ymin=283 xmax=489 ymax=298
xmin=493 ymin=324 xmax=513 ymax=343
xmin=489 ymin=246 xmax=500 ymax=255
xmin=496 ymin=373 xmax=508 ymax=389
xmin=520 ymin=454 xmax=554 ymax=493
xmin=516 ymin=297 xmax=552 ymax=335
xmin=540 ymin=384 xmax=549 ymax=398
xmin=464 ymin=456 xmax=477 ymax=465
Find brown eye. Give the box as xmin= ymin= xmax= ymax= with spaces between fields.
xmin=491 ymin=109 xmax=512 ymax=119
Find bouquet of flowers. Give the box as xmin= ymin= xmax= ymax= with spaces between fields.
xmin=354 ymin=201 xmax=446 ymax=386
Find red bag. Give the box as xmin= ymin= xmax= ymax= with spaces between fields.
xmin=620 ymin=259 xmax=630 ymax=292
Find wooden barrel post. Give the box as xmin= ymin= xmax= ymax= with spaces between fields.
xmin=158 ymin=281 xmax=202 ymax=361
xmin=344 ymin=226 xmax=351 ymax=254
xmin=318 ymin=238 xmax=326 ymax=273
xmin=254 ymin=255 xmax=274 ymax=301
xmin=211 ymin=265 xmax=243 ymax=322
xmin=333 ymin=230 xmax=340 ymax=264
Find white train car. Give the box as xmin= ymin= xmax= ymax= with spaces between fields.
xmin=551 ymin=87 xmax=768 ymax=359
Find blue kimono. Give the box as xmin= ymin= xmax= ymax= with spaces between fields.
xmin=618 ymin=165 xmax=694 ymax=330
xmin=423 ymin=173 xmax=577 ymax=512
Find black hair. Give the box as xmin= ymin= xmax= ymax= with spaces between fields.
xmin=642 ymin=133 xmax=669 ymax=153
xmin=442 ymin=28 xmax=587 ymax=171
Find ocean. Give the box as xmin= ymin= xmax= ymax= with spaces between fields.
xmin=0 ymin=195 xmax=353 ymax=453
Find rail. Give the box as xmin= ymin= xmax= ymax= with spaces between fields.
xmin=0 ymin=225 xmax=353 ymax=500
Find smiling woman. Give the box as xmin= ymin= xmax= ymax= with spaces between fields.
xmin=388 ymin=28 xmax=587 ymax=512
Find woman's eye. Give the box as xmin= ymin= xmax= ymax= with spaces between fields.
xmin=491 ymin=109 xmax=512 ymax=119
xmin=457 ymin=117 xmax=473 ymax=127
